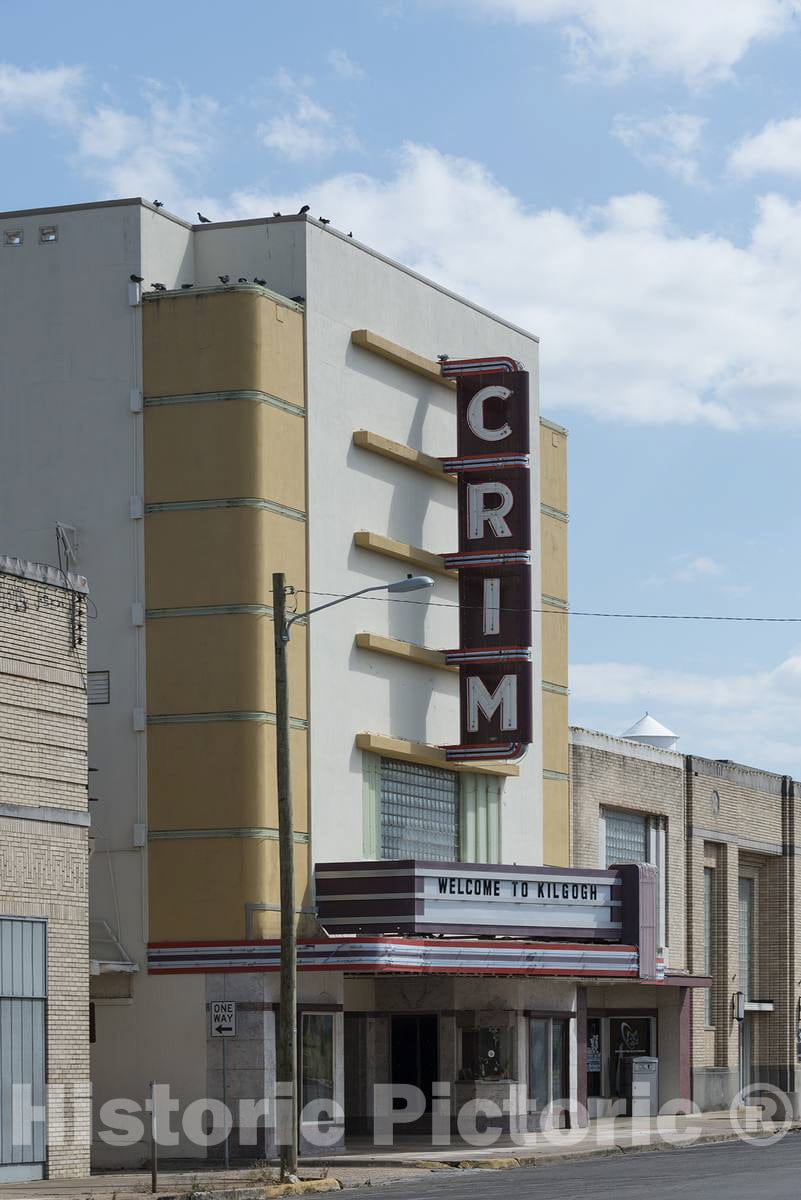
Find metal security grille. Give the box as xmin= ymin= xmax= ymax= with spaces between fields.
xmin=87 ymin=670 xmax=110 ymax=705
xmin=0 ymin=919 xmax=47 ymax=1178
xmin=380 ymin=759 xmax=459 ymax=860
xmin=604 ymin=808 xmax=647 ymax=867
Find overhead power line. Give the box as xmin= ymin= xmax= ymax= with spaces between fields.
xmin=296 ymin=589 xmax=801 ymax=624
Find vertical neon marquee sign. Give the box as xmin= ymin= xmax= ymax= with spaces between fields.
xmin=439 ymin=357 xmax=533 ymax=762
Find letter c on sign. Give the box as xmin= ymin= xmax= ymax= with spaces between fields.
xmin=466 ymin=386 xmax=513 ymax=443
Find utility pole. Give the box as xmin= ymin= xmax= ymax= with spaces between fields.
xmin=273 ymin=571 xmax=298 ymax=1179
xmin=271 ymin=570 xmax=431 ymax=1178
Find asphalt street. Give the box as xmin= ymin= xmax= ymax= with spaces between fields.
xmin=340 ymin=1134 xmax=801 ymax=1198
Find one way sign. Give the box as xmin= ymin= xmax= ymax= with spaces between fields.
xmin=210 ymin=1001 xmax=237 ymax=1037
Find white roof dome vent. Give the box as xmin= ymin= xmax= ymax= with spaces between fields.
xmin=620 ymin=712 xmax=679 ymax=751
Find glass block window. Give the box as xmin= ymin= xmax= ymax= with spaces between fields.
xmin=603 ymin=808 xmax=647 ymax=867
xmin=739 ymin=876 xmax=755 ymax=1000
xmin=379 ymin=758 xmax=459 ymax=861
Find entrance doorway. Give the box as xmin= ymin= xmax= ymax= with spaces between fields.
xmin=391 ymin=1015 xmax=439 ymax=1127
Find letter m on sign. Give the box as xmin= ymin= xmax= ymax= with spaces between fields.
xmin=460 ymin=662 xmax=532 ymax=747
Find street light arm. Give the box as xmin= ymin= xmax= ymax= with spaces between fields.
xmin=282 ymin=584 xmax=391 ymax=640
xmin=282 ymin=575 xmax=433 ymax=639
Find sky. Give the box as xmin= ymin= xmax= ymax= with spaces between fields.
xmin=4 ymin=0 xmax=801 ymax=772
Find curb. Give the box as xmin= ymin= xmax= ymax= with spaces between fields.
xmin=308 ymin=1123 xmax=801 ymax=1173
xmin=191 ymin=1181 xmax=341 ymax=1199
xmin=458 ymin=1159 xmax=521 ymax=1170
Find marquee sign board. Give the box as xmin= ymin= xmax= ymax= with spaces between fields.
xmin=439 ymin=357 xmax=533 ymax=762
xmin=315 ymin=860 xmax=624 ymax=940
xmin=315 ymin=860 xmax=660 ymax=977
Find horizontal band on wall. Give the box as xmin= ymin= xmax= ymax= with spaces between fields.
xmin=0 ymin=801 xmax=90 ymax=828
xmin=145 ymin=604 xmax=306 ymax=626
xmin=149 ymin=827 xmax=310 ymax=843
xmin=354 ymin=531 xmax=456 ymax=579
xmin=145 ymin=497 xmax=306 ymax=522
xmin=144 ymin=389 xmax=305 ymax=418
xmin=147 ymin=711 xmax=309 ymax=730
xmin=353 ymin=430 xmax=456 ymax=484
xmin=542 ymin=594 xmax=569 ymax=610
xmin=356 ymin=732 xmax=520 ymax=777
xmin=351 ymin=329 xmax=456 ymax=390
xmin=355 ymin=632 xmax=456 ymax=673
xmin=143 ymin=282 xmax=303 ymax=311
xmin=690 ymin=826 xmax=784 ymax=857
xmin=541 ymin=503 xmax=569 ymax=523
xmin=544 ymin=769 xmax=569 ymax=782
xmin=539 ymin=416 xmax=568 ymax=437
xmin=542 ymin=681 xmax=569 ymax=695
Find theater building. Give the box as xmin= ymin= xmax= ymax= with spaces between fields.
xmin=0 ymin=196 xmax=693 ymax=1162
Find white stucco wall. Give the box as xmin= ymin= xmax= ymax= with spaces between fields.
xmin=299 ymin=221 xmax=543 ymax=868
xmin=0 ymin=200 xmax=208 ymax=1163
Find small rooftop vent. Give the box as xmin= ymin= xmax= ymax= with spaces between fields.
xmin=620 ymin=712 xmax=679 ymax=751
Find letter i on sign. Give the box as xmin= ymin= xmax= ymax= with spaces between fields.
xmin=483 ymin=578 xmax=500 ymax=636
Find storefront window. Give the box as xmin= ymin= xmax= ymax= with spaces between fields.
xmin=301 ymin=1012 xmax=334 ymax=1109
xmin=460 ymin=1026 xmax=513 ymax=1080
xmin=609 ymin=1016 xmax=652 ymax=1098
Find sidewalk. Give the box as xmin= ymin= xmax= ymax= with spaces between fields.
xmin=0 ymin=1112 xmax=797 ymax=1200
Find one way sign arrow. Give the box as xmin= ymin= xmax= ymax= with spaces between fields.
xmin=210 ymin=1000 xmax=237 ymax=1037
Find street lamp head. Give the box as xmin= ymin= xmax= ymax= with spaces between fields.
xmin=386 ymin=575 xmax=434 ymax=594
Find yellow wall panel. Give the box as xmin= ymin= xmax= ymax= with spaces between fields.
xmin=145 ymin=507 xmax=307 ymax=609
xmin=143 ymin=292 xmax=304 ymax=406
xmin=146 ymin=614 xmax=307 ymax=718
xmin=144 ymin=400 xmax=306 ymax=513
xmin=540 ymin=513 xmax=568 ymax=601
xmin=148 ymin=837 xmax=310 ymax=942
xmin=148 ymin=722 xmax=309 ymax=832
xmin=539 ymin=421 xmax=568 ymax=514
xmin=542 ymin=777 xmax=570 ymax=867
xmin=542 ymin=690 xmax=569 ymax=776
xmin=541 ymin=607 xmax=568 ymax=689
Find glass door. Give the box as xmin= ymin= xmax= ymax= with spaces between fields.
xmin=529 ymin=1018 xmax=570 ymax=1127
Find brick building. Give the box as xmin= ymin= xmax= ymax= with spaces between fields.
xmin=686 ymin=756 xmax=801 ymax=1112
xmin=0 ymin=556 xmax=91 ymax=1181
xmin=571 ymin=724 xmax=801 ymax=1117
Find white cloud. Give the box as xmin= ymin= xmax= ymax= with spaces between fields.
xmin=0 ymin=65 xmax=219 ymax=207
xmin=570 ymin=651 xmax=801 ymax=773
xmin=442 ymin=0 xmax=801 ymax=85
xmin=613 ymin=111 xmax=706 ymax=184
xmin=75 ymin=83 xmax=219 ymax=202
xmin=328 ymin=49 xmax=366 ymax=80
xmin=226 ymin=143 xmax=801 ymax=430
xmin=259 ymin=73 xmax=358 ymax=161
xmin=0 ymin=63 xmax=84 ymax=130
xmin=672 ymin=554 xmax=726 ymax=582
xmin=729 ymin=114 xmax=801 ymax=178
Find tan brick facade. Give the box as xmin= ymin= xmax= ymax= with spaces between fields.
xmin=686 ymin=758 xmax=801 ymax=1110
xmin=0 ymin=557 xmax=90 ymax=1178
xmin=571 ymin=726 xmax=801 ymax=1114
